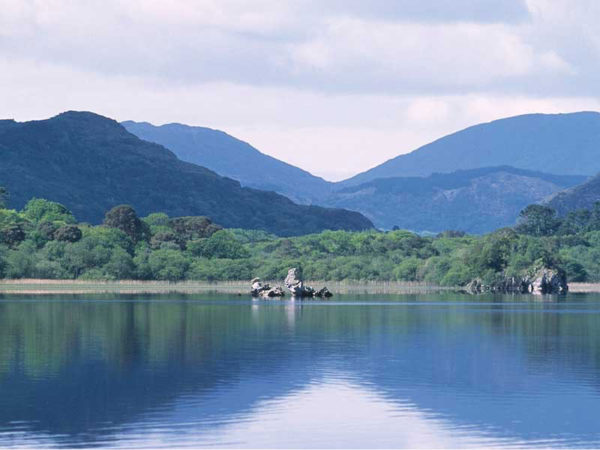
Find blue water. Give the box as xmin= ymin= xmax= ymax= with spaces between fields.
xmin=1 ymin=293 xmax=600 ymax=448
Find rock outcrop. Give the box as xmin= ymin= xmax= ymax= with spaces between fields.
xmin=465 ymin=267 xmax=568 ymax=295
xmin=531 ymin=268 xmax=568 ymax=295
xmin=250 ymin=278 xmax=285 ymax=298
xmin=315 ymin=287 xmax=333 ymax=298
xmin=251 ymin=270 xmax=333 ymax=299
xmin=284 ymin=268 xmax=332 ymax=299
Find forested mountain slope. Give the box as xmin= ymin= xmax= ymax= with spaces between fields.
xmin=0 ymin=111 xmax=372 ymax=236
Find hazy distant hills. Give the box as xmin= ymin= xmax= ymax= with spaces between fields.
xmin=322 ymin=167 xmax=586 ymax=234
xmin=123 ymin=112 xmax=600 ymax=233
xmin=548 ymin=173 xmax=600 ymax=215
xmin=3 ymin=109 xmax=598 ymax=235
xmin=0 ymin=112 xmax=373 ymax=236
xmin=340 ymin=112 xmax=600 ymax=187
xmin=122 ymin=121 xmax=331 ymax=204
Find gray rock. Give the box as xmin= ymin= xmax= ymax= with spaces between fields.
xmin=315 ymin=287 xmax=333 ymax=298
xmin=260 ymin=286 xmax=285 ymax=298
xmin=251 ymin=278 xmax=284 ymax=297
xmin=465 ymin=279 xmax=483 ymax=294
xmin=284 ymin=268 xmax=331 ymax=298
xmin=464 ymin=267 xmax=567 ymax=295
xmin=531 ymin=268 xmax=568 ymax=295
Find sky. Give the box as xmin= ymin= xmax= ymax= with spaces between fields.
xmin=1 ymin=0 xmax=599 ymax=181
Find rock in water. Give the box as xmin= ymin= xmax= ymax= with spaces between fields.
xmin=315 ymin=287 xmax=333 ymax=298
xmin=285 ymin=268 xmax=306 ymax=296
xmin=284 ymin=268 xmax=333 ymax=298
xmin=261 ymin=286 xmax=285 ymax=298
xmin=251 ymin=277 xmax=284 ymax=298
xmin=531 ymin=268 xmax=568 ymax=295
xmin=464 ymin=267 xmax=567 ymax=295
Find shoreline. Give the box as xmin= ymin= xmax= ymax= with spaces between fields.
xmin=0 ymin=279 xmax=451 ymax=295
xmin=1 ymin=279 xmax=599 ymax=296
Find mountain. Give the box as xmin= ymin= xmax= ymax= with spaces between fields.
xmin=341 ymin=112 xmax=600 ymax=187
xmin=547 ymin=173 xmax=600 ymax=214
xmin=122 ymin=121 xmax=331 ymax=203
xmin=0 ymin=111 xmax=373 ymax=236
xmin=323 ymin=166 xmax=586 ymax=234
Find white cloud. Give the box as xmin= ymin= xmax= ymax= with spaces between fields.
xmin=0 ymin=0 xmax=598 ymax=181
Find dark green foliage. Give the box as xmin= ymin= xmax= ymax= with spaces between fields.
xmin=0 ymin=224 xmax=25 ymax=247
xmin=3 ymin=195 xmax=600 ymax=285
xmin=104 ymin=205 xmax=147 ymax=242
xmin=0 ymin=111 xmax=373 ymax=236
xmin=150 ymin=231 xmax=181 ymax=250
xmin=169 ymin=216 xmax=221 ymax=241
xmin=0 ymin=186 xmax=8 ymax=209
xmin=516 ymin=205 xmax=560 ymax=236
xmin=54 ymin=225 xmax=82 ymax=243
xmin=37 ymin=221 xmax=59 ymax=240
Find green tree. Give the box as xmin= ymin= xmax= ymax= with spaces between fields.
xmin=54 ymin=225 xmax=83 ymax=243
xmin=0 ymin=224 xmax=26 ymax=248
xmin=169 ymin=216 xmax=222 ymax=242
xmin=0 ymin=187 xmax=8 ymax=209
xmin=188 ymin=230 xmax=249 ymax=259
xmin=104 ymin=248 xmax=135 ymax=279
xmin=104 ymin=205 xmax=148 ymax=242
xmin=148 ymin=249 xmax=190 ymax=281
xmin=516 ymin=205 xmax=560 ymax=237
xmin=22 ymin=198 xmax=75 ymax=224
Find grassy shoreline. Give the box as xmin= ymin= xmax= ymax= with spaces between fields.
xmin=1 ymin=279 xmax=598 ymax=295
xmin=0 ymin=279 xmax=451 ymax=295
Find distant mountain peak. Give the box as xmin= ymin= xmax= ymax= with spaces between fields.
xmin=340 ymin=111 xmax=600 ymax=187
xmin=0 ymin=112 xmax=373 ymax=236
xmin=123 ymin=120 xmax=332 ymax=204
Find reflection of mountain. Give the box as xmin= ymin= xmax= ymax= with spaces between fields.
xmin=1 ymin=296 xmax=600 ymax=447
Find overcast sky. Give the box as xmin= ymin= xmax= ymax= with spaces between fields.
xmin=1 ymin=0 xmax=599 ymax=180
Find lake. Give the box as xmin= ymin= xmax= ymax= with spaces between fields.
xmin=1 ymin=292 xmax=600 ymax=448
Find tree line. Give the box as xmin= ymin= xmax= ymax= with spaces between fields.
xmin=1 ymin=187 xmax=599 ymax=284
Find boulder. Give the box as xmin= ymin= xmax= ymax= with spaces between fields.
xmin=464 ymin=267 xmax=567 ymax=295
xmin=260 ymin=286 xmax=285 ymax=298
xmin=465 ymin=278 xmax=483 ymax=294
xmin=315 ymin=287 xmax=333 ymax=298
xmin=251 ymin=278 xmax=284 ymax=298
xmin=531 ymin=268 xmax=568 ymax=295
xmin=284 ymin=268 xmax=332 ymax=298
xmin=284 ymin=268 xmax=305 ymax=296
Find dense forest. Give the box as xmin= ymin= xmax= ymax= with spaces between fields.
xmin=1 ymin=186 xmax=599 ymax=285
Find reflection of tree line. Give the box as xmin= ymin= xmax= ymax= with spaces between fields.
xmin=1 ymin=296 xmax=600 ymax=444
xmin=3 ymin=297 xmax=600 ymax=378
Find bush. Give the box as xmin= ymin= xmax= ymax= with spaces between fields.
xmin=54 ymin=225 xmax=83 ymax=243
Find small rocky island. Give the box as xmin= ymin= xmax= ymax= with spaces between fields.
xmin=251 ymin=268 xmax=333 ymax=299
xmin=465 ymin=267 xmax=568 ymax=295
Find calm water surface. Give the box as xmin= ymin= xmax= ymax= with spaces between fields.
xmin=1 ymin=292 xmax=600 ymax=448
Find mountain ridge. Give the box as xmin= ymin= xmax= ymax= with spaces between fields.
xmin=0 ymin=111 xmax=373 ymax=236
xmin=340 ymin=111 xmax=600 ymax=186
xmin=122 ymin=120 xmax=332 ymax=203
xmin=323 ymin=166 xmax=587 ymax=233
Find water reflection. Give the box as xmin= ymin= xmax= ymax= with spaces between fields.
xmin=1 ymin=294 xmax=600 ymax=447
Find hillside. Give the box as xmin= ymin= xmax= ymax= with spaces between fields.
xmin=0 ymin=111 xmax=373 ymax=236
xmin=122 ymin=121 xmax=331 ymax=203
xmin=341 ymin=112 xmax=600 ymax=187
xmin=324 ymin=166 xmax=586 ymax=233
xmin=548 ymin=173 xmax=600 ymax=214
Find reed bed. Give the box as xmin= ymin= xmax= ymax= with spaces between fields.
xmin=0 ymin=279 xmax=450 ymax=295
xmin=568 ymin=283 xmax=600 ymax=293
